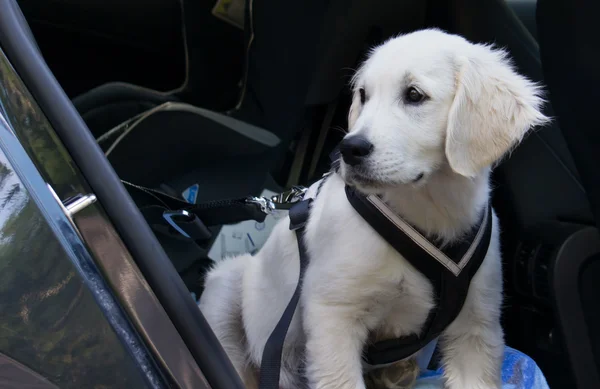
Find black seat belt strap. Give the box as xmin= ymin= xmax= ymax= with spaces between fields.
xmin=122 ymin=180 xmax=271 ymax=241
xmin=259 ymin=198 xmax=312 ymax=389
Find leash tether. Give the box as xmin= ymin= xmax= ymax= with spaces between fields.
xmin=258 ymin=199 xmax=312 ymax=389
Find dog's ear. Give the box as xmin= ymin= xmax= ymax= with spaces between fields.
xmin=445 ymin=46 xmax=549 ymax=177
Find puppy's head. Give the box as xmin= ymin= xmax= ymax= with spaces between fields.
xmin=340 ymin=29 xmax=549 ymax=193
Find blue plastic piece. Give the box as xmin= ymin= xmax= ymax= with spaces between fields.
xmin=414 ymin=346 xmax=550 ymax=389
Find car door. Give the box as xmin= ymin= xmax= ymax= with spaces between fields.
xmin=0 ymin=49 xmax=167 ymax=389
xmin=0 ymin=32 xmax=216 ymax=389
xmin=0 ymin=1 xmax=242 ymax=388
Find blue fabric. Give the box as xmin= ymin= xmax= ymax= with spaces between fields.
xmin=414 ymin=347 xmax=549 ymax=388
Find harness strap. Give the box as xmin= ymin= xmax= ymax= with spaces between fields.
xmin=259 ymin=199 xmax=312 ymax=389
xmin=122 ymin=180 xmax=270 ymax=242
xmin=345 ymin=186 xmax=493 ymax=365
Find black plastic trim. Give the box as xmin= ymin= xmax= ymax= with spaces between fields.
xmin=552 ymin=227 xmax=600 ymax=389
xmin=0 ymin=2 xmax=244 ymax=388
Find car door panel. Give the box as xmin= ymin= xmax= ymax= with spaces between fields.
xmin=0 ymin=77 xmax=158 ymax=388
xmin=0 ymin=42 xmax=210 ymax=389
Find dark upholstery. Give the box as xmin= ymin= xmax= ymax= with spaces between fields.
xmin=73 ymin=82 xmax=177 ymax=138
xmin=537 ymin=0 xmax=600 ymax=386
xmin=72 ymin=0 xmax=330 ymax=198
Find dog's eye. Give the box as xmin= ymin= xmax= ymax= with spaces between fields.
xmin=359 ymin=88 xmax=366 ymax=104
xmin=405 ymin=87 xmax=425 ymax=104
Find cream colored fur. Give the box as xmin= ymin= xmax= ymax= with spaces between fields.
xmin=199 ymin=29 xmax=549 ymax=389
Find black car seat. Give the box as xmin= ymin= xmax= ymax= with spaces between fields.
xmin=70 ymin=0 xmax=245 ymax=138
xmin=73 ymin=0 xmax=434 ymax=200
xmin=72 ymin=0 xmax=332 ymax=204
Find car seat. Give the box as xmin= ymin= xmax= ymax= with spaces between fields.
xmin=72 ymin=0 xmax=332 ymax=203
xmin=73 ymin=0 xmax=434 ymax=198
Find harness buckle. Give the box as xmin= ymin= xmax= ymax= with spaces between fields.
xmin=246 ymin=185 xmax=308 ymax=216
xmin=270 ymin=186 xmax=307 ymax=210
xmin=246 ymin=196 xmax=277 ymax=215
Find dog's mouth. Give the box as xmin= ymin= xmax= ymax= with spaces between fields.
xmin=343 ymin=168 xmax=396 ymax=195
xmin=346 ymin=170 xmax=382 ymax=188
xmin=342 ymin=165 xmax=426 ymax=193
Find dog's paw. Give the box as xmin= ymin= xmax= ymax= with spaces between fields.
xmin=364 ymin=359 xmax=419 ymax=389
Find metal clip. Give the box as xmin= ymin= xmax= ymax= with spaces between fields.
xmin=270 ymin=186 xmax=307 ymax=209
xmin=245 ymin=185 xmax=308 ymax=215
xmin=63 ymin=193 xmax=97 ymax=217
xmin=246 ymin=196 xmax=276 ymax=215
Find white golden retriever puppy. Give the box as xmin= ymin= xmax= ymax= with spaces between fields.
xmin=199 ymin=29 xmax=548 ymax=389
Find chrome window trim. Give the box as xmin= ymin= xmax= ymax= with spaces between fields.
xmin=0 ymin=47 xmax=209 ymax=389
xmin=0 ymin=109 xmax=165 ymax=389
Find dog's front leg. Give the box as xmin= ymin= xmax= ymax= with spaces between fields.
xmin=439 ymin=257 xmax=504 ymax=389
xmin=439 ymin=304 xmax=503 ymax=389
xmin=303 ymin=301 xmax=369 ymax=389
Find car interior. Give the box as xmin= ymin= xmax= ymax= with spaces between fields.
xmin=1 ymin=0 xmax=599 ymax=388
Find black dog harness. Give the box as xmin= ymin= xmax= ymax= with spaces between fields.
xmin=258 ymin=176 xmax=493 ymax=389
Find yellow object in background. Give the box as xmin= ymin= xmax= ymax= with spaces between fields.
xmin=212 ymin=0 xmax=245 ymax=30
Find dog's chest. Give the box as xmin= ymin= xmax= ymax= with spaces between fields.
xmin=309 ymin=242 xmax=434 ymax=345
xmin=304 ymin=188 xmax=436 ymax=342
xmin=369 ymin=285 xmax=434 ymax=344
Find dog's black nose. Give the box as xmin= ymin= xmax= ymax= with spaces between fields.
xmin=339 ymin=136 xmax=373 ymax=166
